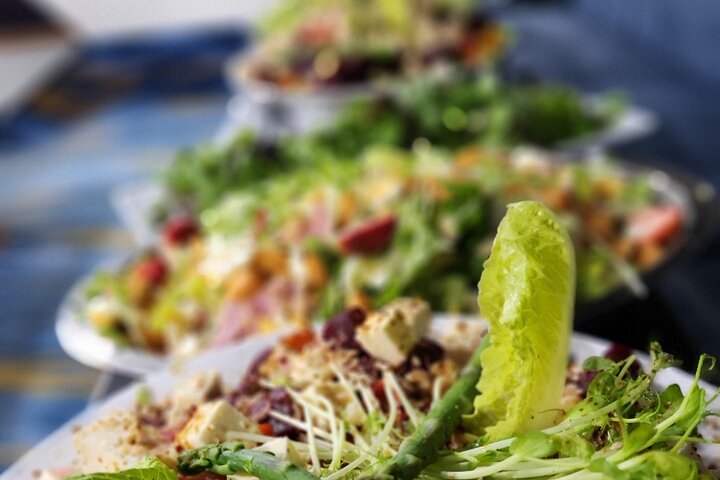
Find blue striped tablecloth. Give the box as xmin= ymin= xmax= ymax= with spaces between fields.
xmin=0 ymin=29 xmax=245 ymax=471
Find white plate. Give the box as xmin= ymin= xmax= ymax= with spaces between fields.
xmin=223 ymin=49 xmax=380 ymax=134
xmin=559 ymin=99 xmax=658 ymax=150
xmin=13 ymin=316 xmax=720 ymax=478
xmin=109 ymin=180 xmax=166 ymax=247
xmin=56 ymin=254 xmax=287 ymax=377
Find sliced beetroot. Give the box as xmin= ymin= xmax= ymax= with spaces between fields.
xmin=322 ymin=307 xmax=366 ymax=349
xmin=339 ymin=216 xmax=397 ymax=255
xmin=237 ymin=386 xmax=299 ymax=439
xmin=576 ymin=370 xmax=599 ymax=396
xmin=265 ymin=388 xmax=298 ymax=439
xmin=164 ymin=216 xmax=199 ymax=246
xmin=396 ymin=339 xmax=445 ymax=374
xmin=179 ymin=473 xmax=227 ymax=480
xmin=604 ymin=343 xmax=634 ymax=362
xmin=228 ymin=347 xmax=273 ymax=402
xmin=372 ymin=378 xmax=387 ymax=408
xmin=245 ymin=394 xmax=271 ymax=420
xmin=410 ymin=339 xmax=445 ymax=368
xmin=604 ymin=343 xmax=642 ymax=378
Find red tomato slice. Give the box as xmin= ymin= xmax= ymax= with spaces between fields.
xmin=626 ymin=205 xmax=683 ymax=244
xmin=134 ymin=256 xmax=168 ymax=285
xmin=339 ymin=216 xmax=397 ymax=255
xmin=164 ymin=216 xmax=199 ymax=246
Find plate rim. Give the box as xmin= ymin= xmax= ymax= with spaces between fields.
xmin=55 ymin=258 xmax=168 ymax=378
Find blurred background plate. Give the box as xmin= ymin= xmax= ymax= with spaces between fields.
xmin=107 ymin=92 xmax=661 ymax=246
xmin=574 ymin=159 xmax=715 ymax=320
xmin=224 ymin=52 xmax=661 ymax=140
xmin=55 ymin=257 xmax=167 ymax=377
xmin=560 ymin=100 xmax=658 ymax=150
xmin=7 ymin=315 xmax=720 ymax=479
xmin=109 ymin=154 xmax=713 ymax=320
xmin=224 ymin=50 xmax=376 ymax=135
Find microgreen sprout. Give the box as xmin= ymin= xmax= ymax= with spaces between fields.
xmin=428 ymin=344 xmax=719 ymax=480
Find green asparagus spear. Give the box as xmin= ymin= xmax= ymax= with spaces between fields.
xmin=177 ymin=441 xmax=319 ymax=480
xmin=365 ymin=334 xmax=490 ymax=480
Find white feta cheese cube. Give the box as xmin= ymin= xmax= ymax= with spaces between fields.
xmin=387 ymin=297 xmax=431 ymax=342
xmin=176 ymin=400 xmax=250 ymax=449
xmin=440 ymin=320 xmax=487 ymax=364
xmin=356 ymin=297 xmax=432 ymax=366
xmin=357 ymin=309 xmax=413 ymax=365
xmin=254 ymin=437 xmax=305 ymax=467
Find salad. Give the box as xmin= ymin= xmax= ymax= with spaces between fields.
xmin=308 ymin=74 xmax=625 ymax=155
xmin=87 ymin=147 xmax=684 ymax=354
xmin=236 ymin=0 xmax=505 ymax=91
xmin=165 ymin=74 xmax=624 ymax=213
xmin=54 ymin=203 xmax=717 ymax=479
xmin=85 ymin=147 xmax=685 ymax=354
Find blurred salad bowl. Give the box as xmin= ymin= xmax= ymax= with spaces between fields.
xmin=234 ymin=0 xmax=505 ymax=93
xmin=65 ymin=148 xmax=701 ymax=373
xmin=225 ymin=0 xmax=506 ymax=133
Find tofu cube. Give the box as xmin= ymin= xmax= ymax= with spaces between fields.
xmin=254 ymin=437 xmax=305 ymax=467
xmin=166 ymin=371 xmax=222 ymax=427
xmin=356 ymin=298 xmax=431 ymax=366
xmin=176 ymin=400 xmax=250 ymax=449
xmin=440 ymin=320 xmax=487 ymax=364
xmin=388 ymin=297 xmax=431 ymax=341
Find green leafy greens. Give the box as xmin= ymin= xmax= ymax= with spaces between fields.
xmin=161 ymin=73 xmax=624 ymax=217
xmin=429 ymin=346 xmax=719 ymax=479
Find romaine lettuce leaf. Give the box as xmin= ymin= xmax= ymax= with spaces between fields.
xmin=464 ymin=201 xmax=575 ymax=440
